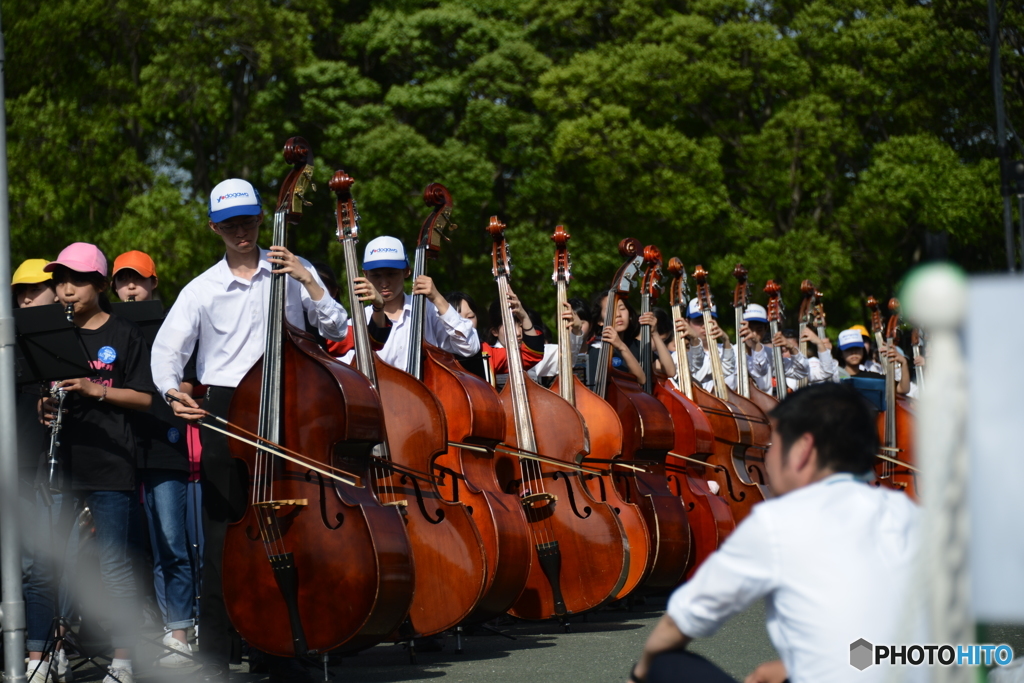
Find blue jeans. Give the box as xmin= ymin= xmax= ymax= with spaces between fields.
xmin=142 ymin=471 xmax=198 ymax=630
xmin=66 ymin=490 xmax=140 ymax=650
xmin=22 ymin=479 xmax=76 ymax=653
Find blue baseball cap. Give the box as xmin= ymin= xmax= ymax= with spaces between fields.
xmin=838 ymin=329 xmax=865 ymax=350
xmin=209 ymin=179 xmax=262 ymax=223
xmin=363 ymin=236 xmax=409 ymax=270
xmin=687 ymin=297 xmax=717 ymax=320
xmin=743 ymin=304 xmax=768 ymax=324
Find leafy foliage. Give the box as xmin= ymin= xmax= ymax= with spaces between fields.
xmin=6 ymin=0 xmax=1019 ymax=332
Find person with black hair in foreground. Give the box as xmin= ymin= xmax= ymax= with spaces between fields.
xmin=628 ymin=383 xmax=919 ymax=683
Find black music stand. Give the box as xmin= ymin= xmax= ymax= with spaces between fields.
xmin=13 ymin=304 xmax=94 ymax=385
xmin=111 ymin=300 xmax=164 ymax=347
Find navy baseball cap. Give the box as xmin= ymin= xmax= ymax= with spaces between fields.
xmin=209 ymin=179 xmax=262 ymax=223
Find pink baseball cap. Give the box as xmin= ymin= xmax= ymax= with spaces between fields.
xmin=44 ymin=242 xmax=108 ymax=277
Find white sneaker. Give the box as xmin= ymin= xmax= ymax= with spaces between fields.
xmin=102 ymin=666 xmax=134 ymax=683
xmin=156 ymin=631 xmax=194 ymax=668
xmin=54 ymin=649 xmax=74 ymax=682
xmin=26 ymin=660 xmax=50 ymax=683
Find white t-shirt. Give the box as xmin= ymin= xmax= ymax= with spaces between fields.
xmin=667 ymin=474 xmax=919 ymax=683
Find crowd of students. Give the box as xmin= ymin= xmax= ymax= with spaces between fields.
xmin=6 ymin=176 xmax=924 ymax=683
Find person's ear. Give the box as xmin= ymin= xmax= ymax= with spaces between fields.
xmin=209 ymin=220 xmax=218 ymax=233
xmin=151 ymin=276 xmax=159 ymax=290
xmin=792 ymin=433 xmax=817 ymax=473
xmin=404 ymin=267 xmax=413 ymax=279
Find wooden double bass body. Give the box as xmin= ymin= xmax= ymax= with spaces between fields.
xmin=367 ymin=355 xmax=488 ymax=637
xmin=687 ymin=265 xmax=772 ymax=524
xmin=654 ymin=378 xmax=735 ymax=577
xmin=332 ymin=172 xmax=487 ymax=640
xmin=644 ymin=254 xmax=733 ymax=578
xmin=869 ymin=297 xmax=918 ymax=499
xmin=488 ymin=217 xmax=628 ymax=620
xmin=876 ymin=395 xmax=917 ymax=498
xmin=222 ymin=139 xmax=414 ymax=657
xmin=424 ymin=346 xmax=532 ymax=621
xmin=553 ymin=373 xmax=653 ymax=600
xmin=406 ymin=182 xmax=531 ymax=622
xmin=225 ymin=329 xmax=415 ymax=654
xmin=593 ymin=241 xmax=691 ymax=591
xmin=548 ymin=225 xmax=652 ymax=600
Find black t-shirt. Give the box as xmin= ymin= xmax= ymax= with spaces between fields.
xmin=17 ymin=384 xmax=48 ymax=478
xmin=133 ymin=399 xmax=189 ymax=472
xmin=133 ymin=345 xmax=196 ymax=473
xmin=586 ymin=337 xmax=641 ymax=387
xmin=62 ymin=314 xmax=155 ymax=491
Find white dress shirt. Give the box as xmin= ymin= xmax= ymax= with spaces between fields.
xmin=748 ymin=345 xmax=810 ymax=392
xmin=670 ymin=342 xmax=736 ymax=393
xmin=667 ymin=474 xmax=920 ymax=683
xmin=527 ymin=334 xmax=583 ymax=381
xmin=151 ymin=249 xmax=348 ymax=397
xmin=365 ymin=293 xmax=479 ymax=373
xmin=786 ymin=353 xmax=841 ymax=389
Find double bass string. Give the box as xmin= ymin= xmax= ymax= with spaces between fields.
xmin=496 ymin=259 xmax=557 ymax=549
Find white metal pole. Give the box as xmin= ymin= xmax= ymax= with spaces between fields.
xmin=0 ymin=3 xmax=27 ymax=680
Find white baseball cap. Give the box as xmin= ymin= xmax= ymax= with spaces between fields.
xmin=362 ymin=236 xmax=409 ymax=270
xmin=209 ymin=179 xmax=262 ymax=223
xmin=687 ymin=297 xmax=717 ymax=319
xmin=743 ymin=303 xmax=768 ymax=323
xmin=838 ymin=329 xmax=865 ymax=350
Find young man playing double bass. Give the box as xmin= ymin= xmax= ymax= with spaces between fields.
xmin=151 ymin=179 xmax=349 ymax=682
xmin=628 ymin=383 xmax=920 ymax=683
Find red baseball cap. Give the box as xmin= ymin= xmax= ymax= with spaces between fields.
xmin=44 ymin=242 xmax=108 ymax=277
xmin=113 ymin=251 xmax=157 ymax=279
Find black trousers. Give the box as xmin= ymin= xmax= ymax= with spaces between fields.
xmin=198 ymin=386 xmax=248 ymax=667
xmin=648 ymin=651 xmax=740 ymax=683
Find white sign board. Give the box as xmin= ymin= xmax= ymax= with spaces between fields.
xmin=968 ymin=275 xmax=1024 ymax=622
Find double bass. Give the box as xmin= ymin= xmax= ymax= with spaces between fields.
xmin=763 ymin=280 xmax=789 ymax=401
xmin=796 ymin=281 xmax=817 ymax=389
xmin=404 ymin=183 xmax=532 ymax=622
xmin=648 ymin=256 xmax=735 ymax=577
xmin=547 ymin=226 xmax=652 ymax=600
xmin=332 ymin=171 xmax=488 ymax=638
xmin=731 ymin=265 xmax=778 ymax=416
xmin=487 ymin=217 xmax=629 ymax=620
xmin=593 ymin=240 xmax=691 ymax=590
xmin=868 ymin=297 xmax=917 ymax=498
xmin=685 ymin=265 xmax=772 ymax=523
xmin=222 ymin=139 xmax=414 ymax=656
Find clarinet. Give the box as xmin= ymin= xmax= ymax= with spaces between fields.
xmin=46 ymin=303 xmax=76 ymax=490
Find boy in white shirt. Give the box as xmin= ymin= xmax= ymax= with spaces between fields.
xmin=351 ymin=236 xmax=479 ymax=371
xmin=672 ymin=298 xmax=736 ymax=393
xmin=152 ymin=178 xmax=346 ymax=682
xmin=739 ymin=304 xmax=810 ymax=391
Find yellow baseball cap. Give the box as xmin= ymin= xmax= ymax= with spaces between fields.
xmin=850 ymin=324 xmax=870 ymax=337
xmin=11 ymin=259 xmax=52 ymax=286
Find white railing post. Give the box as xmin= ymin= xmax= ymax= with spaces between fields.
xmin=903 ymin=262 xmax=972 ymax=683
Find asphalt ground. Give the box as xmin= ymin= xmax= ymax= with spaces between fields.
xmin=57 ymin=596 xmax=778 ymax=683
xmin=29 ymin=602 xmax=1024 ymax=682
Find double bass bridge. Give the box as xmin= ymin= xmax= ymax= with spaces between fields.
xmin=252 ymin=500 xmax=308 ymax=544
xmin=521 ymin=492 xmax=557 ymax=509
